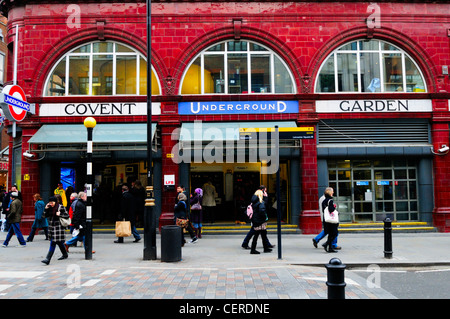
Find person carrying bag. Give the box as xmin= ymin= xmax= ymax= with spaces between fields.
xmin=321 ymin=188 xmax=339 ymax=253
xmin=174 ymin=192 xmax=197 ymax=245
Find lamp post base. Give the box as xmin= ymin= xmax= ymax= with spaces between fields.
xmin=143 ymin=205 xmax=157 ymax=260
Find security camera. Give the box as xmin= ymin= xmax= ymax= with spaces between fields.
xmin=438 ymin=145 xmax=449 ymax=153
xmin=23 ymin=151 xmax=35 ymax=158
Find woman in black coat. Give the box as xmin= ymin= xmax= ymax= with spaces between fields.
xmin=322 ymin=187 xmax=339 ymax=253
xmin=250 ymin=190 xmax=272 ymax=255
xmin=41 ymin=196 xmax=70 ymax=265
xmin=174 ymin=193 xmax=197 ymax=245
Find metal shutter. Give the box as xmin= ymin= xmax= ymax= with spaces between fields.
xmin=318 ymin=119 xmax=430 ymax=144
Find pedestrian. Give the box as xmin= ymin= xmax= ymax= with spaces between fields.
xmin=26 ymin=194 xmax=49 ymax=242
xmin=64 ymin=192 xmax=87 ymax=252
xmin=190 ymin=188 xmax=203 ymax=238
xmin=68 ymin=192 xmax=78 ymax=233
xmin=174 ymin=192 xmax=197 ymax=245
xmin=54 ymin=182 xmax=68 ymax=207
xmin=202 ymin=180 xmax=216 ymax=223
xmin=65 ymin=186 xmax=75 ymax=210
xmin=1 ymin=185 xmax=22 ymax=232
xmin=321 ymin=187 xmax=339 ymax=253
xmin=114 ymin=185 xmax=141 ymax=243
xmin=249 ymin=189 xmax=271 ymax=254
xmin=41 ymin=196 xmax=70 ymax=265
xmin=312 ymin=190 xmax=340 ymax=250
xmin=131 ymin=180 xmax=145 ymax=227
xmin=1 ymin=192 xmax=26 ymax=248
xmin=242 ymin=185 xmax=274 ymax=249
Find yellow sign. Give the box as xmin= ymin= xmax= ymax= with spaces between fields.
xmin=239 ymin=127 xmax=314 ymax=133
xmin=166 ymin=153 xmax=174 ymax=158
xmin=23 ymin=174 xmax=30 ymax=181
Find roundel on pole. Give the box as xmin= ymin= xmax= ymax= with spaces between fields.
xmin=1 ymin=85 xmax=29 ymax=122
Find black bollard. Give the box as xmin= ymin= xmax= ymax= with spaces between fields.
xmin=384 ymin=217 xmax=393 ymax=259
xmin=161 ymin=225 xmax=182 ymax=262
xmin=325 ymin=258 xmax=346 ymax=299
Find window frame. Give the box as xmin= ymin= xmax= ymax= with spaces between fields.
xmin=180 ymin=40 xmax=296 ymax=95
xmin=44 ymin=41 xmax=159 ymax=97
xmin=314 ymin=40 xmax=427 ymax=94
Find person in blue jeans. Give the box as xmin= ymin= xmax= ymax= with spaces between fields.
xmin=312 ymin=191 xmax=341 ymax=250
xmin=64 ymin=192 xmax=87 ymax=251
xmin=2 ymin=192 xmax=26 ymax=248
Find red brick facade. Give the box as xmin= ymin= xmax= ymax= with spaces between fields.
xmin=0 ymin=1 xmax=449 ymax=233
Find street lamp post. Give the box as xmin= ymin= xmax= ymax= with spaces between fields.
xmin=143 ymin=0 xmax=156 ymax=260
xmin=83 ymin=116 xmax=96 ymax=260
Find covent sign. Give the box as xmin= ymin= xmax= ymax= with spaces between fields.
xmin=39 ymin=102 xmax=161 ymax=116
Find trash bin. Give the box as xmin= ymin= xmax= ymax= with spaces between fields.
xmin=161 ymin=225 xmax=182 ymax=262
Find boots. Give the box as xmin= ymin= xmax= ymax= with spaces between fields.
xmin=250 ymin=236 xmax=260 ymax=254
xmin=57 ymin=242 xmax=68 ymax=260
xmin=41 ymin=250 xmax=54 ymax=265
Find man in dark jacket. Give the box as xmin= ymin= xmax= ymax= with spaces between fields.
xmin=64 ymin=192 xmax=87 ymax=252
xmin=1 ymin=185 xmax=22 ymax=232
xmin=114 ymin=185 xmax=141 ymax=243
xmin=2 ymin=192 xmax=26 ymax=247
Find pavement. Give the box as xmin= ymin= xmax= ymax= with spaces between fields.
xmin=0 ymin=229 xmax=449 ymax=304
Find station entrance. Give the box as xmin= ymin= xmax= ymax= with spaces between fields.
xmin=189 ymin=162 xmax=290 ymax=224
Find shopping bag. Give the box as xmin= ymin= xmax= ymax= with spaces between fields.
xmin=115 ymin=221 xmax=132 ymax=237
xmin=324 ymin=207 xmax=339 ymax=224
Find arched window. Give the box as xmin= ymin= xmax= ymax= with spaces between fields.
xmin=315 ymin=40 xmax=426 ymax=93
xmin=181 ymin=40 xmax=295 ymax=94
xmin=44 ymin=41 xmax=160 ymax=96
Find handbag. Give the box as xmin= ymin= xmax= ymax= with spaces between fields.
xmin=324 ymin=206 xmax=339 ymax=224
xmin=176 ymin=218 xmax=189 ymax=228
xmin=60 ymin=216 xmax=71 ymax=227
xmin=115 ymin=220 xmax=132 ymax=237
xmin=191 ymin=202 xmax=202 ymax=210
xmin=58 ymin=205 xmax=71 ymax=227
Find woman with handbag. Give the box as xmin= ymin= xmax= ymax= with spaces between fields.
xmin=321 ymin=187 xmax=339 ymax=253
xmin=174 ymin=193 xmax=198 ymax=245
xmin=249 ymin=190 xmax=272 ymax=255
xmin=190 ymin=188 xmax=203 ymax=238
xmin=41 ymin=195 xmax=70 ymax=265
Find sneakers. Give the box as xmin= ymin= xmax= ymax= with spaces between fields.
xmin=189 ymin=237 xmax=198 ymax=244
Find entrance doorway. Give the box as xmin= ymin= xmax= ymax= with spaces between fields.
xmin=189 ymin=162 xmax=290 ymax=224
xmin=52 ymin=160 xmax=147 ymax=225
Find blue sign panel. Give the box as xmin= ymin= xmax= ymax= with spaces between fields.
xmin=3 ymin=93 xmax=30 ymax=112
xmin=356 ymin=181 xmax=369 ymax=186
xmin=377 ymin=181 xmax=390 ymax=186
xmin=179 ymin=100 xmax=298 ymax=115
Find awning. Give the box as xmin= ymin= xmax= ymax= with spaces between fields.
xmin=28 ymin=123 xmax=157 ymax=152
xmin=179 ymin=121 xmax=298 ymax=142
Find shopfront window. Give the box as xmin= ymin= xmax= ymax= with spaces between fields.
xmin=44 ymin=41 xmax=160 ymax=96
xmin=328 ymin=159 xmax=419 ymax=222
xmin=315 ymin=39 xmax=426 ymax=93
xmin=181 ymin=40 xmax=295 ymax=94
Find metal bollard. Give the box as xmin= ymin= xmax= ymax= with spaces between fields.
xmin=161 ymin=225 xmax=182 ymax=262
xmin=384 ymin=217 xmax=393 ymax=259
xmin=325 ymin=258 xmax=346 ymax=299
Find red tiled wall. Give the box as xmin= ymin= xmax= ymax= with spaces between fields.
xmin=1 ymin=1 xmax=449 ymax=231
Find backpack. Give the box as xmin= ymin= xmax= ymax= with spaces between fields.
xmin=246 ymin=204 xmax=253 ymax=219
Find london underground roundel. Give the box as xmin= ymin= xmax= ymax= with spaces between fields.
xmin=1 ymin=85 xmax=29 ymax=122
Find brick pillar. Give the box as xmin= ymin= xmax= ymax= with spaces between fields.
xmin=157 ymin=111 xmax=180 ymax=230
xmin=431 ymin=106 xmax=450 ymax=232
xmin=298 ymin=118 xmax=322 ymax=234
xmin=16 ymin=127 xmax=40 ymax=235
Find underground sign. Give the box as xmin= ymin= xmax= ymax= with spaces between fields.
xmin=0 ymin=85 xmax=30 ymax=122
